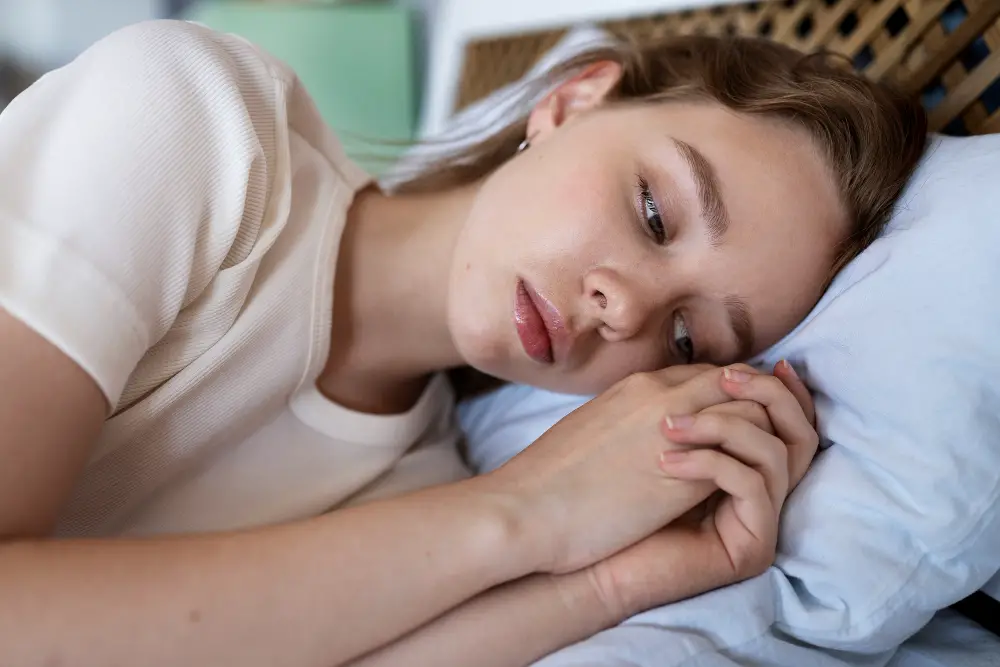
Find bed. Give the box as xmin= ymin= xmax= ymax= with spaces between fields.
xmin=444 ymin=1 xmax=1000 ymax=664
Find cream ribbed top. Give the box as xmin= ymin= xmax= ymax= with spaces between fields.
xmin=0 ymin=20 xmax=468 ymax=537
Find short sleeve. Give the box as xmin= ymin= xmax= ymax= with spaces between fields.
xmin=0 ymin=20 xmax=279 ymax=407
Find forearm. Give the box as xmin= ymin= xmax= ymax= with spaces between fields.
xmin=0 ymin=476 xmax=535 ymax=667
xmin=351 ymin=524 xmax=742 ymax=667
xmin=349 ymin=571 xmax=616 ymax=667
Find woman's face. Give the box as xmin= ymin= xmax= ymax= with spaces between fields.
xmin=447 ymin=64 xmax=847 ymax=395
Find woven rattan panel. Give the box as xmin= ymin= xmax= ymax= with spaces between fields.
xmin=457 ymin=0 xmax=1000 ymax=135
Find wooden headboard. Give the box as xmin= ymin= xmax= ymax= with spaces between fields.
xmin=457 ymin=0 xmax=1000 ymax=135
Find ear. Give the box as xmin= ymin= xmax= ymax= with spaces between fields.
xmin=526 ymin=61 xmax=623 ymax=144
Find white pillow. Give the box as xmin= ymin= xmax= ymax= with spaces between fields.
xmin=444 ymin=30 xmax=1000 ymax=653
xmin=752 ymin=132 xmax=1000 ymax=649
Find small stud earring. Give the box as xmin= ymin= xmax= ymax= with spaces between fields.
xmin=517 ymin=137 xmax=531 ymax=154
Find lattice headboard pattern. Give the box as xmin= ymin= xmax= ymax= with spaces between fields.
xmin=457 ymin=0 xmax=1000 ymax=135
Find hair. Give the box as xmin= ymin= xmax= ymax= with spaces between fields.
xmin=396 ymin=34 xmax=928 ymax=398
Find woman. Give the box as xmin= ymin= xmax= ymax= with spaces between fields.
xmin=0 ymin=20 xmax=925 ymax=667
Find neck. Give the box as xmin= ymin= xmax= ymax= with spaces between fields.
xmin=319 ymin=182 xmax=478 ymax=413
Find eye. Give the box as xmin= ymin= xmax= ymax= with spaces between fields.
xmin=673 ymin=312 xmax=695 ymax=364
xmin=636 ymin=176 xmax=667 ymax=244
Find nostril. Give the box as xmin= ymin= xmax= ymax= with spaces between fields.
xmin=593 ymin=290 xmax=607 ymax=309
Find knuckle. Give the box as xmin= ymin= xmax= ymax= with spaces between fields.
xmin=747 ymin=468 xmax=770 ymax=495
xmin=688 ymin=448 xmax=718 ymax=469
xmin=803 ymin=431 xmax=821 ymax=460
xmin=735 ymin=543 xmax=777 ymax=579
xmin=696 ymin=412 xmax=728 ymax=435
xmin=807 ymin=429 xmax=820 ymax=450
xmin=771 ymin=434 xmax=791 ymax=460
xmin=745 ymin=402 xmax=770 ymax=428
xmin=617 ymin=371 xmax=661 ymax=395
xmin=762 ymin=451 xmax=787 ymax=482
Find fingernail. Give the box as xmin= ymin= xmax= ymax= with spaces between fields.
xmin=780 ymin=360 xmax=799 ymax=379
xmin=724 ymin=367 xmax=752 ymax=383
xmin=664 ymin=414 xmax=695 ymax=430
xmin=659 ymin=451 xmax=687 ymax=465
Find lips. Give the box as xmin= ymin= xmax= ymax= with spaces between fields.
xmin=514 ymin=279 xmax=562 ymax=365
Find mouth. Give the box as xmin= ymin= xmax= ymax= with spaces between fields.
xmin=514 ymin=279 xmax=564 ymax=365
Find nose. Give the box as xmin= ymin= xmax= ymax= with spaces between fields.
xmin=583 ymin=267 xmax=652 ymax=342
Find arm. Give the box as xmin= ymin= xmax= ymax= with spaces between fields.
xmin=0 ymin=313 xmax=766 ymax=667
xmin=350 ymin=573 xmax=613 ymax=667
xmin=349 ymin=531 xmax=730 ymax=667
xmin=0 ymin=311 xmax=539 ymax=667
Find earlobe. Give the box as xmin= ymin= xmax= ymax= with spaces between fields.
xmin=525 ymin=60 xmax=624 ymax=144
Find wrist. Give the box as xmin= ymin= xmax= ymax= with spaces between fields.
xmin=582 ymin=561 xmax=635 ymax=624
xmin=462 ymin=473 xmax=551 ymax=581
xmin=555 ymin=568 xmax=628 ymax=631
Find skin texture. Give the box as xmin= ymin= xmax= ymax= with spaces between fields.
xmin=321 ymin=62 xmax=847 ymax=415
xmin=449 ymin=63 xmax=847 ymax=395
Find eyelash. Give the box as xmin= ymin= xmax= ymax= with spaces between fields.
xmin=634 ymin=176 xmax=697 ymax=363
xmin=635 ymin=175 xmax=667 ymax=244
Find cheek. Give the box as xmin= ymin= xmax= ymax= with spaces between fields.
xmin=482 ymin=135 xmax=624 ymax=243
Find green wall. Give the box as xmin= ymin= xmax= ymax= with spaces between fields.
xmin=187 ymin=1 xmax=417 ymax=173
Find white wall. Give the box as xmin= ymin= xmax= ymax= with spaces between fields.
xmin=0 ymin=0 xmax=161 ymax=70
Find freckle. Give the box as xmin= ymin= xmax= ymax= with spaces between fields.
xmin=189 ymin=609 xmax=202 ymax=624
xmin=44 ymin=653 xmax=64 ymax=667
xmin=465 ymin=262 xmax=471 ymax=271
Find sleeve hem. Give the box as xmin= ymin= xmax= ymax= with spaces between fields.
xmin=0 ymin=215 xmax=150 ymax=409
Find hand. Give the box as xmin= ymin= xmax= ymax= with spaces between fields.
xmin=480 ymin=365 xmax=742 ymax=575
xmin=583 ymin=362 xmax=819 ymax=621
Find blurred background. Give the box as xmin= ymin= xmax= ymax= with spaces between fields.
xmin=0 ymin=0 xmax=752 ymax=171
xmin=0 ymin=0 xmax=440 ymax=170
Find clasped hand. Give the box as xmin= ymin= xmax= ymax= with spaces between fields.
xmin=481 ymin=361 xmax=818 ymax=621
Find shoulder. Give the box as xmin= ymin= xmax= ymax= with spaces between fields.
xmin=57 ymin=20 xmax=289 ymax=135
xmin=80 ymin=19 xmax=290 ymax=87
xmin=0 ymin=21 xmax=295 ymax=406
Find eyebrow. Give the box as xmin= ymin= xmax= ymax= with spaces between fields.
xmin=724 ymin=294 xmax=756 ymax=361
xmin=672 ymin=138 xmax=730 ymax=245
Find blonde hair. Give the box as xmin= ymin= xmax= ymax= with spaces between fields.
xmin=402 ymin=35 xmax=928 ymax=397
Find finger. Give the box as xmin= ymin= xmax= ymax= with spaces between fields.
xmin=719 ymin=367 xmax=819 ymax=489
xmin=700 ymin=400 xmax=773 ymax=435
xmin=773 ymin=360 xmax=815 ymax=426
xmin=666 ymin=367 xmax=744 ymax=415
xmin=663 ymin=413 xmax=789 ymax=507
xmin=727 ymin=363 xmax=764 ymax=377
xmin=772 ymin=361 xmax=819 ymax=488
xmin=659 ymin=449 xmax=777 ymax=545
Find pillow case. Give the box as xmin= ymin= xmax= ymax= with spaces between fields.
xmin=444 ymin=30 xmax=1000 ymax=652
xmin=751 ymin=132 xmax=1000 ymax=648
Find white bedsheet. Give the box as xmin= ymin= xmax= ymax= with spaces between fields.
xmin=530 ymin=580 xmax=999 ymax=667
